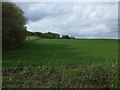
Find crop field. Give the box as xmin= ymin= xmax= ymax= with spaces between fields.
xmin=2 ymin=39 xmax=118 ymax=68
xmin=2 ymin=2 xmax=119 ymax=88
xmin=2 ymin=39 xmax=119 ymax=88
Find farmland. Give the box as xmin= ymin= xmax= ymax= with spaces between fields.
xmin=2 ymin=39 xmax=119 ymax=88
xmin=2 ymin=39 xmax=118 ymax=68
xmin=2 ymin=2 xmax=119 ymax=88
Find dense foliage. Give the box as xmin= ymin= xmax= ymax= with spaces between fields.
xmin=61 ymin=35 xmax=71 ymax=39
xmin=27 ymin=31 xmax=60 ymax=39
xmin=2 ymin=2 xmax=27 ymax=50
xmin=27 ymin=31 xmax=75 ymax=39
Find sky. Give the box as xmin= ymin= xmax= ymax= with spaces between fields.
xmin=14 ymin=2 xmax=118 ymax=39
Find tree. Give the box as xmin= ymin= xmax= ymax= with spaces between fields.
xmin=46 ymin=32 xmax=60 ymax=39
xmin=2 ymin=2 xmax=27 ymax=50
xmin=70 ymin=36 xmax=75 ymax=39
xmin=61 ymin=35 xmax=71 ymax=39
xmin=34 ymin=32 xmax=42 ymax=37
xmin=40 ymin=32 xmax=60 ymax=39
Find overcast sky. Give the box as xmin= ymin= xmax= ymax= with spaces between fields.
xmin=14 ymin=2 xmax=118 ymax=39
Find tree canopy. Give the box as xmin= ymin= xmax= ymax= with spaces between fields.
xmin=2 ymin=2 xmax=27 ymax=50
xmin=27 ymin=31 xmax=75 ymax=39
xmin=27 ymin=31 xmax=60 ymax=39
xmin=61 ymin=35 xmax=71 ymax=39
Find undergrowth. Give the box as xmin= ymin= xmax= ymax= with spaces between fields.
xmin=2 ymin=63 xmax=118 ymax=88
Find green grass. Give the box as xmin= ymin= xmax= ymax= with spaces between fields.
xmin=2 ymin=63 xmax=118 ymax=88
xmin=2 ymin=39 xmax=119 ymax=88
xmin=3 ymin=39 xmax=118 ymax=68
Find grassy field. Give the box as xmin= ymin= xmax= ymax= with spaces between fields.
xmin=3 ymin=39 xmax=118 ymax=68
xmin=3 ymin=64 xmax=118 ymax=88
xmin=2 ymin=39 xmax=119 ymax=88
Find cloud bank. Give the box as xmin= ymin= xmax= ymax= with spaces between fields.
xmin=15 ymin=2 xmax=118 ymax=38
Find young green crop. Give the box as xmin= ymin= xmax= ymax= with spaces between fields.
xmin=2 ymin=39 xmax=118 ymax=68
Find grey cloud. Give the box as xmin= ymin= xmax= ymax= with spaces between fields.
xmin=15 ymin=2 xmax=74 ymax=21
xmin=14 ymin=2 xmax=118 ymax=39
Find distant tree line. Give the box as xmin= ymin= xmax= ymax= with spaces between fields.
xmin=27 ymin=31 xmax=75 ymax=39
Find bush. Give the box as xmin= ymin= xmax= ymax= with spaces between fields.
xmin=61 ymin=35 xmax=71 ymax=39
xmin=2 ymin=2 xmax=27 ymax=50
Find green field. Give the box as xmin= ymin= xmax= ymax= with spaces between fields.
xmin=2 ymin=39 xmax=119 ymax=88
xmin=3 ymin=39 xmax=118 ymax=68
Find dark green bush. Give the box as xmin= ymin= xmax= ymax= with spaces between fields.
xmin=2 ymin=2 xmax=27 ymax=50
